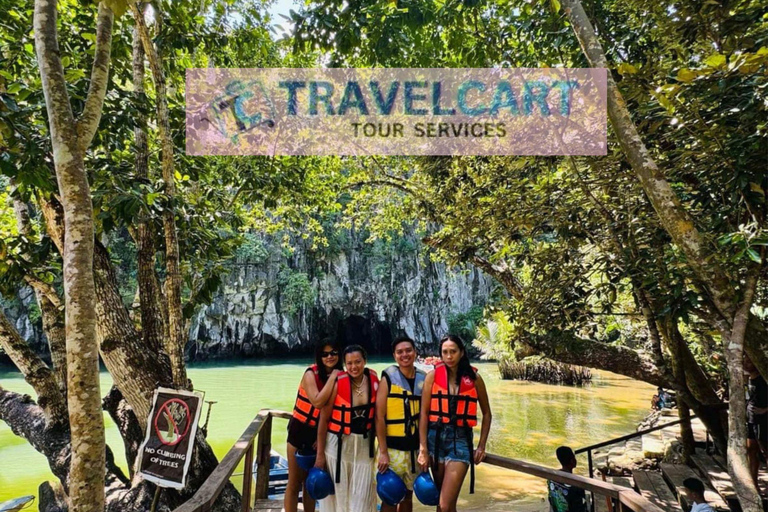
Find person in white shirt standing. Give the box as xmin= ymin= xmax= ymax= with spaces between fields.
xmin=683 ymin=478 xmax=715 ymax=512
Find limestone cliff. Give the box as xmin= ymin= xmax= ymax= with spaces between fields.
xmin=2 ymin=227 xmax=495 ymax=362
xmin=188 ymin=227 xmax=495 ymax=358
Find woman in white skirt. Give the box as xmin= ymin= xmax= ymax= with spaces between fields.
xmin=315 ymin=345 xmax=379 ymax=512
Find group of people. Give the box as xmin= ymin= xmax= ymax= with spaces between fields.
xmin=284 ymin=334 xmax=492 ymax=512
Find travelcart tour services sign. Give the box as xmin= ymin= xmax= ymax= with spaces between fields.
xmin=137 ymin=387 xmax=204 ymax=489
xmin=186 ymin=68 xmax=607 ymax=156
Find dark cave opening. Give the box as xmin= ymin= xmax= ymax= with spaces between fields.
xmin=335 ymin=314 xmax=392 ymax=355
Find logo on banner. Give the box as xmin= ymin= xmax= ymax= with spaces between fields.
xmin=186 ymin=68 xmax=607 ymax=156
xmin=137 ymin=387 xmax=203 ymax=489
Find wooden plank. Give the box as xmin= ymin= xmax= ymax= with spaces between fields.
xmin=255 ymin=415 xmax=273 ymax=500
xmin=660 ymin=463 xmax=729 ymax=512
xmin=632 ymin=470 xmax=683 ymax=512
xmin=251 ymin=499 xmax=302 ymax=511
xmin=608 ymin=476 xmax=633 ymax=489
xmin=484 ymin=454 xmax=621 ymax=499
xmin=690 ymin=450 xmax=737 ymax=501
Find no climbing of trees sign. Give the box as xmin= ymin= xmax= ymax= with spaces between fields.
xmin=137 ymin=387 xmax=204 ymax=489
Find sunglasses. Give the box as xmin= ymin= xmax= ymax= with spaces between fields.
xmin=321 ymin=350 xmax=339 ymax=358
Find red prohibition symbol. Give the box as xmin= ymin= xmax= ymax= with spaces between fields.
xmin=154 ymin=398 xmax=191 ymax=446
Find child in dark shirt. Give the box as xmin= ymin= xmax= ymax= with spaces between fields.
xmin=548 ymin=446 xmax=587 ymax=512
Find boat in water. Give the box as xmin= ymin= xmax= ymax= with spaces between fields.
xmin=0 ymin=496 xmax=34 ymax=512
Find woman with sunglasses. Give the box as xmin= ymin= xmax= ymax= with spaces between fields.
xmin=417 ymin=334 xmax=492 ymax=512
xmin=284 ymin=340 xmax=343 ymax=512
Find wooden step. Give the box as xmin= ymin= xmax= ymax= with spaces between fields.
xmin=690 ymin=450 xmax=738 ymax=503
xmin=660 ymin=462 xmax=730 ymax=511
xmin=632 ymin=470 xmax=683 ymax=512
xmin=251 ymin=499 xmax=305 ymax=511
xmin=609 ymin=476 xmax=633 ymax=489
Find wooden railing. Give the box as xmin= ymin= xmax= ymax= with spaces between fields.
xmin=574 ymin=415 xmax=699 ymax=479
xmin=173 ymin=409 xmax=665 ymax=512
xmin=173 ymin=409 xmax=291 ymax=512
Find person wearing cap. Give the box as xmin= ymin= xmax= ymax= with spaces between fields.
xmin=376 ymin=335 xmax=427 ymax=512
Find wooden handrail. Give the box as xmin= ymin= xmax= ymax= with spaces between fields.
xmin=483 ymin=453 xmax=665 ymax=512
xmin=174 ymin=410 xmax=270 ymax=512
xmin=173 ymin=409 xmax=664 ymax=512
xmin=574 ymin=415 xmax=698 ymax=454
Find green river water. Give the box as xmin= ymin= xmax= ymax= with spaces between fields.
xmin=0 ymin=358 xmax=654 ymax=510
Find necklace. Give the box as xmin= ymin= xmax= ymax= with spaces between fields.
xmin=352 ymin=375 xmax=366 ymax=397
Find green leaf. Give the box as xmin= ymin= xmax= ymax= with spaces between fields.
xmin=746 ymin=248 xmax=762 ymax=263
xmin=618 ymin=63 xmax=638 ymax=75
xmin=676 ymin=69 xmax=697 ymax=83
xmin=704 ymin=53 xmax=726 ymax=69
xmin=102 ymin=0 xmax=135 ymax=18
xmin=550 ymin=0 xmax=561 ymax=13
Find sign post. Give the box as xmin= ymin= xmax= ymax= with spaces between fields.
xmin=137 ymin=387 xmax=204 ymax=489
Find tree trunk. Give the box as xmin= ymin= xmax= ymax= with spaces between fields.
xmin=677 ymin=398 xmax=695 ymax=464
xmin=102 ymin=386 xmax=143 ymax=478
xmin=34 ymin=1 xmax=115 ymax=506
xmin=37 ymin=197 xmax=242 ymax=511
xmin=40 ymin=195 xmax=172 ymax=428
xmin=725 ymin=274 xmax=762 ymax=512
xmin=38 ymin=293 xmax=68 ymax=395
xmin=132 ymin=9 xmax=167 ymax=355
xmin=660 ymin=317 xmax=728 ymax=454
xmin=132 ymin=3 xmax=188 ymax=389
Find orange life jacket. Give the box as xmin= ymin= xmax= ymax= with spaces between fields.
xmin=428 ymin=362 xmax=478 ymax=427
xmin=291 ymin=364 xmax=324 ymax=428
xmin=327 ymin=368 xmax=379 ymax=483
xmin=428 ymin=362 xmax=480 ymax=494
xmin=328 ymin=368 xmax=379 ymax=435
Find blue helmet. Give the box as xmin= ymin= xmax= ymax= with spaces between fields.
xmin=414 ymin=471 xmax=440 ymax=506
xmin=306 ymin=467 xmax=334 ymax=500
xmin=376 ymin=469 xmax=407 ymax=506
xmin=295 ymin=450 xmax=316 ymax=472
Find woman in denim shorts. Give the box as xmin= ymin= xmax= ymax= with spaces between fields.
xmin=418 ymin=335 xmax=493 ymax=512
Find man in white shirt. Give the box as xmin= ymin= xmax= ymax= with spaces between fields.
xmin=683 ymin=477 xmax=715 ymax=512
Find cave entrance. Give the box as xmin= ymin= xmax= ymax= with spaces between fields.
xmin=336 ymin=314 xmax=392 ymax=355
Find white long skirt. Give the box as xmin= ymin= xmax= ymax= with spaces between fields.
xmin=319 ymin=432 xmax=377 ymax=512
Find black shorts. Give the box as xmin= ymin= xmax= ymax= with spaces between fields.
xmin=748 ymin=421 xmax=768 ymax=445
xmin=287 ymin=417 xmax=317 ymax=452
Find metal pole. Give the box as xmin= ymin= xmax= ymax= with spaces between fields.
xmin=588 ymin=450 xmax=595 ymax=512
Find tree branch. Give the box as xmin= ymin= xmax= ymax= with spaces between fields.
xmin=0 ymin=312 xmax=67 ymax=425
xmin=561 ymin=0 xmax=737 ymax=323
xmin=33 ymin=0 xmax=76 ymax=148
xmin=23 ymin=275 xmax=63 ymax=309
xmin=518 ymin=331 xmax=673 ymax=388
xmin=75 ymin=3 xmax=114 ymax=152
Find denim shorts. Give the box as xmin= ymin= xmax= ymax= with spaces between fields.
xmin=428 ymin=424 xmax=473 ymax=465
